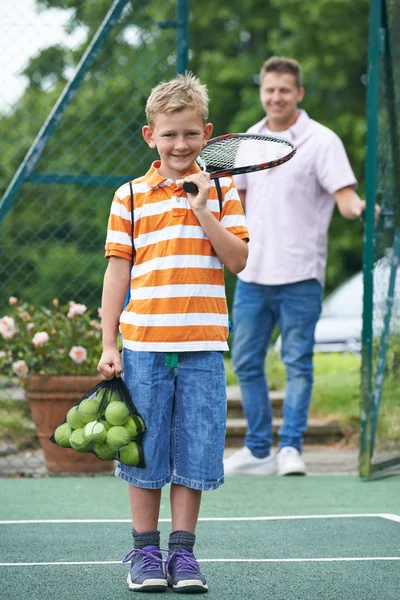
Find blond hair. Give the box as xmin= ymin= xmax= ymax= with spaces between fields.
xmin=145 ymin=73 xmax=209 ymax=126
xmin=260 ymin=56 xmax=302 ymax=88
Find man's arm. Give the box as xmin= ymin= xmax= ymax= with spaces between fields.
xmin=97 ymin=256 xmax=131 ymax=380
xmin=334 ymin=186 xmax=381 ymax=222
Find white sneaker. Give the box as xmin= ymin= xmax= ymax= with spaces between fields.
xmin=224 ymin=447 xmax=276 ymax=476
xmin=277 ymin=447 xmax=306 ymax=476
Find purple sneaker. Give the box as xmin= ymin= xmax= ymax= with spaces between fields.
xmin=166 ymin=548 xmax=208 ymax=593
xmin=122 ymin=545 xmax=167 ymax=592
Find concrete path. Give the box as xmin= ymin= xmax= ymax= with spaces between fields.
xmin=0 ymin=445 xmax=360 ymax=477
xmin=224 ymin=445 xmax=359 ymax=475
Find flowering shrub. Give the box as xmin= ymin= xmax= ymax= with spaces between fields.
xmin=0 ymin=297 xmax=103 ymax=378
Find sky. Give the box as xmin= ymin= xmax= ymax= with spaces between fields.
xmin=1 ymin=0 xmax=86 ymax=113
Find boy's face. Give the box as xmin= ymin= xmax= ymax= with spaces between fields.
xmin=259 ymin=72 xmax=304 ymax=130
xmin=143 ymin=109 xmax=213 ymax=180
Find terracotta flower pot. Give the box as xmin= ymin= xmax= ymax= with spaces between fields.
xmin=24 ymin=375 xmax=114 ymax=474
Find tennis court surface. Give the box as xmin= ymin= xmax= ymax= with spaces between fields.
xmin=1 ymin=475 xmax=399 ymax=600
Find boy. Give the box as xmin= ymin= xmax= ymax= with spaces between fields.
xmin=97 ymin=73 xmax=249 ymax=593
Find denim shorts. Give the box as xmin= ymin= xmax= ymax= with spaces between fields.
xmin=115 ymin=349 xmax=227 ymax=491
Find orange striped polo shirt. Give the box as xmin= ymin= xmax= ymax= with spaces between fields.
xmin=105 ymin=161 xmax=249 ymax=352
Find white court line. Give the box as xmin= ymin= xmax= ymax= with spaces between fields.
xmin=380 ymin=514 xmax=400 ymax=523
xmin=1 ymin=557 xmax=400 ymax=567
xmin=1 ymin=513 xmax=399 ymax=525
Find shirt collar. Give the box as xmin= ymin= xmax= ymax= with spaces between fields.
xmin=143 ymin=161 xmax=202 ymax=189
xmin=256 ymin=109 xmax=310 ymax=140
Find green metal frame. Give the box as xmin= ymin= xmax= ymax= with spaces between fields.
xmin=0 ymin=0 xmax=189 ymax=225
xmin=360 ymin=0 xmax=400 ymax=479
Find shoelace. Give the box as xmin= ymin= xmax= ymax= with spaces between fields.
xmin=122 ymin=547 xmax=168 ymax=572
xmin=166 ymin=549 xmax=199 ymax=574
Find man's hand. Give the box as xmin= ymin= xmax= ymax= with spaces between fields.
xmin=97 ymin=347 xmax=122 ymax=380
xmin=183 ymin=171 xmax=211 ymax=214
xmin=334 ymin=186 xmax=381 ymax=224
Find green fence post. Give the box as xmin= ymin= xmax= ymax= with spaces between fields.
xmin=176 ymin=0 xmax=189 ymax=74
xmin=369 ymin=0 xmax=400 ymax=457
xmin=360 ymin=0 xmax=383 ymax=479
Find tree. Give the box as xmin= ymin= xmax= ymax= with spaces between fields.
xmin=0 ymin=0 xmax=370 ymax=311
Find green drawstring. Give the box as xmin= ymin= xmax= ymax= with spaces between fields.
xmin=164 ymin=352 xmax=179 ymax=368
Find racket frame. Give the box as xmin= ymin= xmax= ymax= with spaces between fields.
xmin=183 ymin=133 xmax=296 ymax=193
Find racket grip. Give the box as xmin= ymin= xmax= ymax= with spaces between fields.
xmin=183 ymin=181 xmax=199 ymax=194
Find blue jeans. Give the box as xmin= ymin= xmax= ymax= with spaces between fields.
xmin=232 ymin=279 xmax=323 ymax=456
xmin=116 ymin=349 xmax=226 ymax=491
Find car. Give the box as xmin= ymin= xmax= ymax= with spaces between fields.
xmin=275 ymin=255 xmax=400 ymax=354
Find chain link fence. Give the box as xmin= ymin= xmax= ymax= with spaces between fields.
xmin=0 ymin=0 xmax=187 ymax=475
xmin=360 ymin=0 xmax=400 ymax=478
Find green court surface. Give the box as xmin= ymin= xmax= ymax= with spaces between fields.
xmin=1 ymin=475 xmax=400 ymax=600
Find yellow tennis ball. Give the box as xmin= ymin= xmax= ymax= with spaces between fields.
xmin=96 ymin=388 xmax=119 ymax=405
xmin=94 ymin=388 xmax=107 ymax=403
xmin=124 ymin=417 xmax=140 ymax=439
xmin=66 ymin=406 xmax=86 ymax=429
xmin=106 ymin=426 xmax=130 ymax=450
xmin=119 ymin=441 xmax=140 ymax=466
xmin=99 ymin=417 xmax=112 ymax=431
xmin=124 ymin=416 xmax=145 ymax=439
xmin=136 ymin=416 xmax=146 ymax=433
xmin=69 ymin=428 xmax=92 ymax=452
xmin=108 ymin=390 xmax=121 ymax=403
xmin=77 ymin=399 xmax=100 ymax=423
xmin=54 ymin=423 xmax=72 ymax=448
xmin=104 ymin=401 xmax=129 ymax=426
xmin=93 ymin=442 xmax=116 ymax=461
xmin=83 ymin=420 xmax=107 ymax=445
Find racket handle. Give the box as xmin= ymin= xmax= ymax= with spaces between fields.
xmin=183 ymin=181 xmax=199 ymax=194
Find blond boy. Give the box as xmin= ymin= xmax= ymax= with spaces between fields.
xmin=97 ymin=73 xmax=248 ymax=593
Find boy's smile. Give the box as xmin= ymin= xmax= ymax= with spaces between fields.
xmin=142 ymin=109 xmax=213 ymax=181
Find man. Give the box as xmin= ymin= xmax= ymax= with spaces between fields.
xmin=224 ymin=56 xmax=378 ymax=477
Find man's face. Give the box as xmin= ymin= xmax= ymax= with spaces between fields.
xmin=259 ymin=72 xmax=304 ymax=129
xmin=142 ymin=109 xmax=212 ymax=180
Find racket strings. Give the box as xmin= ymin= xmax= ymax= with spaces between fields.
xmin=200 ymin=136 xmax=293 ymax=172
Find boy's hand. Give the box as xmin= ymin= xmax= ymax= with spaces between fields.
xmin=184 ymin=171 xmax=211 ymax=213
xmin=97 ymin=347 xmax=122 ymax=380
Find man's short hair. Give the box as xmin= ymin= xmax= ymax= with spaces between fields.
xmin=145 ymin=73 xmax=209 ymax=126
xmin=260 ymin=56 xmax=302 ymax=88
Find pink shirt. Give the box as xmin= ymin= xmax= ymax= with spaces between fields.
xmin=234 ymin=110 xmax=357 ymax=287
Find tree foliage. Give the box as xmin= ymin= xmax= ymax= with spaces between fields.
xmin=0 ymin=0 xmax=370 ymax=311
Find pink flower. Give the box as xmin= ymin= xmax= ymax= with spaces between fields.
xmin=20 ymin=310 xmax=30 ymax=322
xmin=32 ymin=331 xmax=49 ymax=347
xmin=52 ymin=298 xmax=59 ymax=307
xmin=67 ymin=302 xmax=87 ymax=318
xmin=12 ymin=360 xmax=29 ymax=378
xmin=9 ymin=296 xmax=18 ymax=305
xmin=27 ymin=323 xmax=35 ymax=332
xmin=69 ymin=346 xmax=87 ymax=364
xmin=0 ymin=316 xmax=16 ymax=339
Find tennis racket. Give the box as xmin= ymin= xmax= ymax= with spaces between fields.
xmin=183 ymin=133 xmax=296 ymax=193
